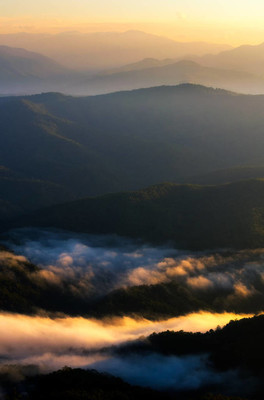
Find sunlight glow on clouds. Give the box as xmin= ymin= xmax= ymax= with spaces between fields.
xmin=0 ymin=311 xmax=254 ymax=369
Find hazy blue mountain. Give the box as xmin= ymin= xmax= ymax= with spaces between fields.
xmin=0 ymin=45 xmax=83 ymax=94
xmin=0 ymin=45 xmax=68 ymax=77
xmin=103 ymin=57 xmax=177 ymax=74
xmin=193 ymin=41 xmax=264 ymax=76
xmin=78 ymin=60 xmax=264 ymax=95
xmin=1 ymin=43 xmax=263 ymax=96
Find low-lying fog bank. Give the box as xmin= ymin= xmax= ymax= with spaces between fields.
xmin=0 ymin=311 xmax=255 ymax=393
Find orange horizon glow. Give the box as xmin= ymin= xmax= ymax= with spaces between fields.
xmin=1 ymin=19 xmax=264 ymax=48
xmin=1 ymin=0 xmax=264 ymax=47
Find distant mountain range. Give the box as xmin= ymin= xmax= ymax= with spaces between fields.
xmin=95 ymin=40 xmax=264 ymax=94
xmin=1 ymin=39 xmax=264 ymax=95
xmin=103 ymin=41 xmax=264 ymax=77
xmin=0 ymin=31 xmax=232 ymax=70
xmin=3 ymin=84 xmax=264 ymax=222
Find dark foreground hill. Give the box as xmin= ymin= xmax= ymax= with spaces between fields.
xmin=116 ymin=315 xmax=264 ymax=399
xmin=22 ymin=180 xmax=264 ymax=250
xmin=1 ymin=367 xmax=245 ymax=400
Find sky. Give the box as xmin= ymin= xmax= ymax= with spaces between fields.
xmin=1 ymin=0 xmax=264 ymax=45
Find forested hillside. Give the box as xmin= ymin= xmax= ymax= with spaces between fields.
xmin=3 ymin=85 xmax=264 ymax=219
xmin=23 ymin=180 xmax=264 ymax=250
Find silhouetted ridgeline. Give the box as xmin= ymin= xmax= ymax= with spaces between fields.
xmin=115 ymin=315 xmax=264 ymax=398
xmin=120 ymin=314 xmax=264 ymax=373
xmin=1 ymin=367 xmax=246 ymax=400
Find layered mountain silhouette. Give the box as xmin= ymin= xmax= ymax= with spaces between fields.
xmin=0 ymin=31 xmax=232 ymax=70
xmin=1 ymin=37 xmax=264 ymax=95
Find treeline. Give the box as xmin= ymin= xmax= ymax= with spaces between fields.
xmin=22 ymin=179 xmax=264 ymax=250
xmin=118 ymin=314 xmax=264 ymax=374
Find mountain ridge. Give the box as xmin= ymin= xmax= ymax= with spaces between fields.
xmin=3 ymin=84 xmax=264 ymax=221
xmin=15 ymin=179 xmax=264 ymax=250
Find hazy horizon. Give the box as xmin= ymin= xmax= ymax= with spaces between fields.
xmin=1 ymin=0 xmax=264 ymax=46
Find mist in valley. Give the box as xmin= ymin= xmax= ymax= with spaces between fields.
xmin=2 ymin=2 xmax=264 ymax=398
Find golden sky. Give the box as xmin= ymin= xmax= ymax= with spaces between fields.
xmin=1 ymin=0 xmax=264 ymax=45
